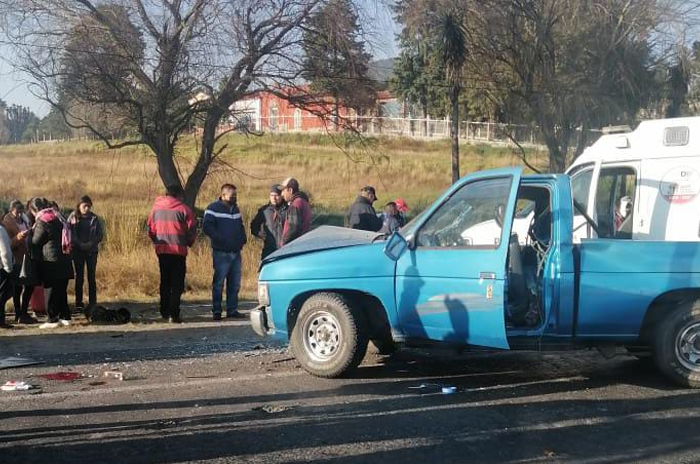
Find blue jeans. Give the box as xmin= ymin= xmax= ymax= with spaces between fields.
xmin=212 ymin=250 xmax=242 ymax=315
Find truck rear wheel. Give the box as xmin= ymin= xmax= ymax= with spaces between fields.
xmin=290 ymin=292 xmax=368 ymax=378
xmin=653 ymin=301 xmax=700 ymax=388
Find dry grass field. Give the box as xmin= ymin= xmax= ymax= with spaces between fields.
xmin=0 ymin=133 xmax=545 ymax=304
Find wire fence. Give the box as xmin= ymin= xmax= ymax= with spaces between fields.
xmin=232 ymin=114 xmax=588 ymax=148
xmin=25 ymin=115 xmax=599 ymax=150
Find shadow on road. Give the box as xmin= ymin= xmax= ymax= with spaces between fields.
xmin=2 ymin=349 xmax=698 ymax=463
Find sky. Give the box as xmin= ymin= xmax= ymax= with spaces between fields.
xmin=0 ymin=0 xmax=399 ymax=118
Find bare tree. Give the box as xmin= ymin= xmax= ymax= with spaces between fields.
xmin=1 ymin=0 xmax=360 ymax=206
xmin=467 ymin=0 xmax=685 ymax=172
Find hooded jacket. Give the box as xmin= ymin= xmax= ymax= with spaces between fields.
xmin=32 ymin=208 xmax=74 ymax=281
xmin=202 ymin=199 xmax=247 ymax=253
xmin=345 ymin=195 xmax=382 ymax=232
xmin=251 ymin=202 xmax=286 ymax=258
xmin=68 ymin=211 xmax=104 ymax=254
xmin=281 ymin=192 xmax=311 ymax=246
xmin=147 ymin=196 xmax=196 ymax=256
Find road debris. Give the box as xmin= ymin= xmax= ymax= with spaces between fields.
xmin=104 ymin=370 xmax=124 ymax=381
xmin=0 ymin=357 xmax=42 ymax=370
xmin=254 ymin=404 xmax=296 ymax=414
xmin=2 ymin=380 xmax=37 ymax=391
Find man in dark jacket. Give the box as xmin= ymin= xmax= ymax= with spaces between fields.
xmin=203 ymin=184 xmax=247 ymax=320
xmin=250 ymin=184 xmax=286 ymax=260
xmin=147 ymin=185 xmax=196 ymax=323
xmin=345 ymin=186 xmax=383 ymax=232
xmin=279 ymin=177 xmax=312 ymax=246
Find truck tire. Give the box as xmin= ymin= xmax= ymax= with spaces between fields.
xmin=653 ymin=301 xmax=700 ymax=388
xmin=290 ymin=292 xmax=368 ymax=378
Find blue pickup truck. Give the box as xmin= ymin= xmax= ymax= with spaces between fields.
xmin=251 ymin=167 xmax=700 ymax=387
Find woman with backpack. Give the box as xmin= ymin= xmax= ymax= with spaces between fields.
xmin=31 ymin=198 xmax=74 ymax=329
xmin=68 ymin=195 xmax=103 ymax=314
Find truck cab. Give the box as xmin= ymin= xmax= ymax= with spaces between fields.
xmin=252 ymin=166 xmax=700 ymax=388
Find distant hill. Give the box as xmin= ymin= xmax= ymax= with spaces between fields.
xmin=368 ymin=58 xmax=396 ymax=89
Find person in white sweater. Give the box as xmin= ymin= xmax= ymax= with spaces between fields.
xmin=0 ymin=224 xmax=14 ymax=328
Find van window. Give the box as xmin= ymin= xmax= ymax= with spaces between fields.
xmin=595 ymin=166 xmax=636 ymax=239
xmin=570 ymin=167 xmax=593 ymax=210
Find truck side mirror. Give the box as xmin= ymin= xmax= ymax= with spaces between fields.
xmin=384 ymin=231 xmax=408 ymax=261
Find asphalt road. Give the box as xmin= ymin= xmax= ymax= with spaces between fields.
xmin=1 ymin=323 xmax=700 ymax=463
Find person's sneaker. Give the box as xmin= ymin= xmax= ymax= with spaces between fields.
xmin=169 ymin=316 xmax=183 ymax=324
xmin=213 ymin=313 xmax=222 ymax=321
xmin=59 ymin=319 xmax=71 ymax=327
xmin=226 ymin=311 xmax=246 ymax=319
xmin=40 ymin=321 xmax=60 ymax=329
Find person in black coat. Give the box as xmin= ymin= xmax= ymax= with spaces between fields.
xmin=250 ymin=184 xmax=286 ymax=260
xmin=31 ymin=198 xmax=74 ymax=328
xmin=345 ymin=186 xmax=383 ymax=232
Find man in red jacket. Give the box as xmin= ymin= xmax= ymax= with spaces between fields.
xmin=147 ymin=185 xmax=196 ymax=323
xmin=279 ymin=177 xmax=312 ymax=246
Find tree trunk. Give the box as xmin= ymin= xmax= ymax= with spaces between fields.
xmin=421 ymin=94 xmax=428 ymax=137
xmin=183 ymin=114 xmax=221 ymax=208
xmin=450 ymin=84 xmax=460 ymax=184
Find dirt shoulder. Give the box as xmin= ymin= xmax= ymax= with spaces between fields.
xmin=0 ymin=299 xmax=259 ymax=338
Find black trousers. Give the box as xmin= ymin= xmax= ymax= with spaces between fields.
xmin=44 ymin=279 xmax=70 ymax=322
xmin=0 ymin=271 xmax=12 ymax=323
xmin=73 ymin=251 xmax=98 ymax=307
xmin=12 ymin=283 xmax=33 ymax=318
xmin=158 ymin=254 xmax=186 ymax=319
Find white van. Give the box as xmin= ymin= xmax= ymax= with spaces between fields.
xmin=567 ymin=117 xmax=700 ymax=242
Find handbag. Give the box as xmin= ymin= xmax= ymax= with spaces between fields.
xmin=18 ymin=254 xmax=38 ymax=286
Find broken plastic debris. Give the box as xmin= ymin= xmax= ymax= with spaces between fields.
xmin=2 ymin=380 xmax=35 ymax=391
xmin=408 ymin=383 xmax=441 ymax=390
xmin=103 ymin=370 xmax=124 ymax=381
xmin=254 ymin=404 xmax=295 ymax=414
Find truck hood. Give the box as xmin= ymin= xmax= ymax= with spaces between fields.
xmin=262 ymin=226 xmax=384 ymax=264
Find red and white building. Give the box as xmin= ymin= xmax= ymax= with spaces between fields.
xmin=229 ymin=88 xmax=402 ymax=133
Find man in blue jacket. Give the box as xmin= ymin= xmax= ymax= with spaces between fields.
xmin=203 ymin=184 xmax=247 ymax=320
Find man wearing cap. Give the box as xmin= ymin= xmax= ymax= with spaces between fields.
xmin=203 ymin=184 xmax=247 ymax=320
xmin=250 ymin=184 xmax=287 ymax=260
xmin=345 ymin=186 xmax=383 ymax=232
xmin=279 ymin=177 xmax=312 ymax=246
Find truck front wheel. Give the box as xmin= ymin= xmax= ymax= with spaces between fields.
xmin=290 ymin=293 xmax=369 ymax=378
xmin=653 ymin=301 xmax=700 ymax=388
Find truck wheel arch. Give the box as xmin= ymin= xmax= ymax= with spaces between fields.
xmin=641 ymin=289 xmax=700 ymax=342
xmin=287 ymin=290 xmax=393 ymax=343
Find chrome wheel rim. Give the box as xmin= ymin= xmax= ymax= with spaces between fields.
xmin=303 ymin=311 xmax=342 ymax=362
xmin=675 ymin=322 xmax=700 ymax=372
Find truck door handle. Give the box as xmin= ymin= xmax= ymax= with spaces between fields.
xmin=480 ymin=272 xmax=496 ymax=280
